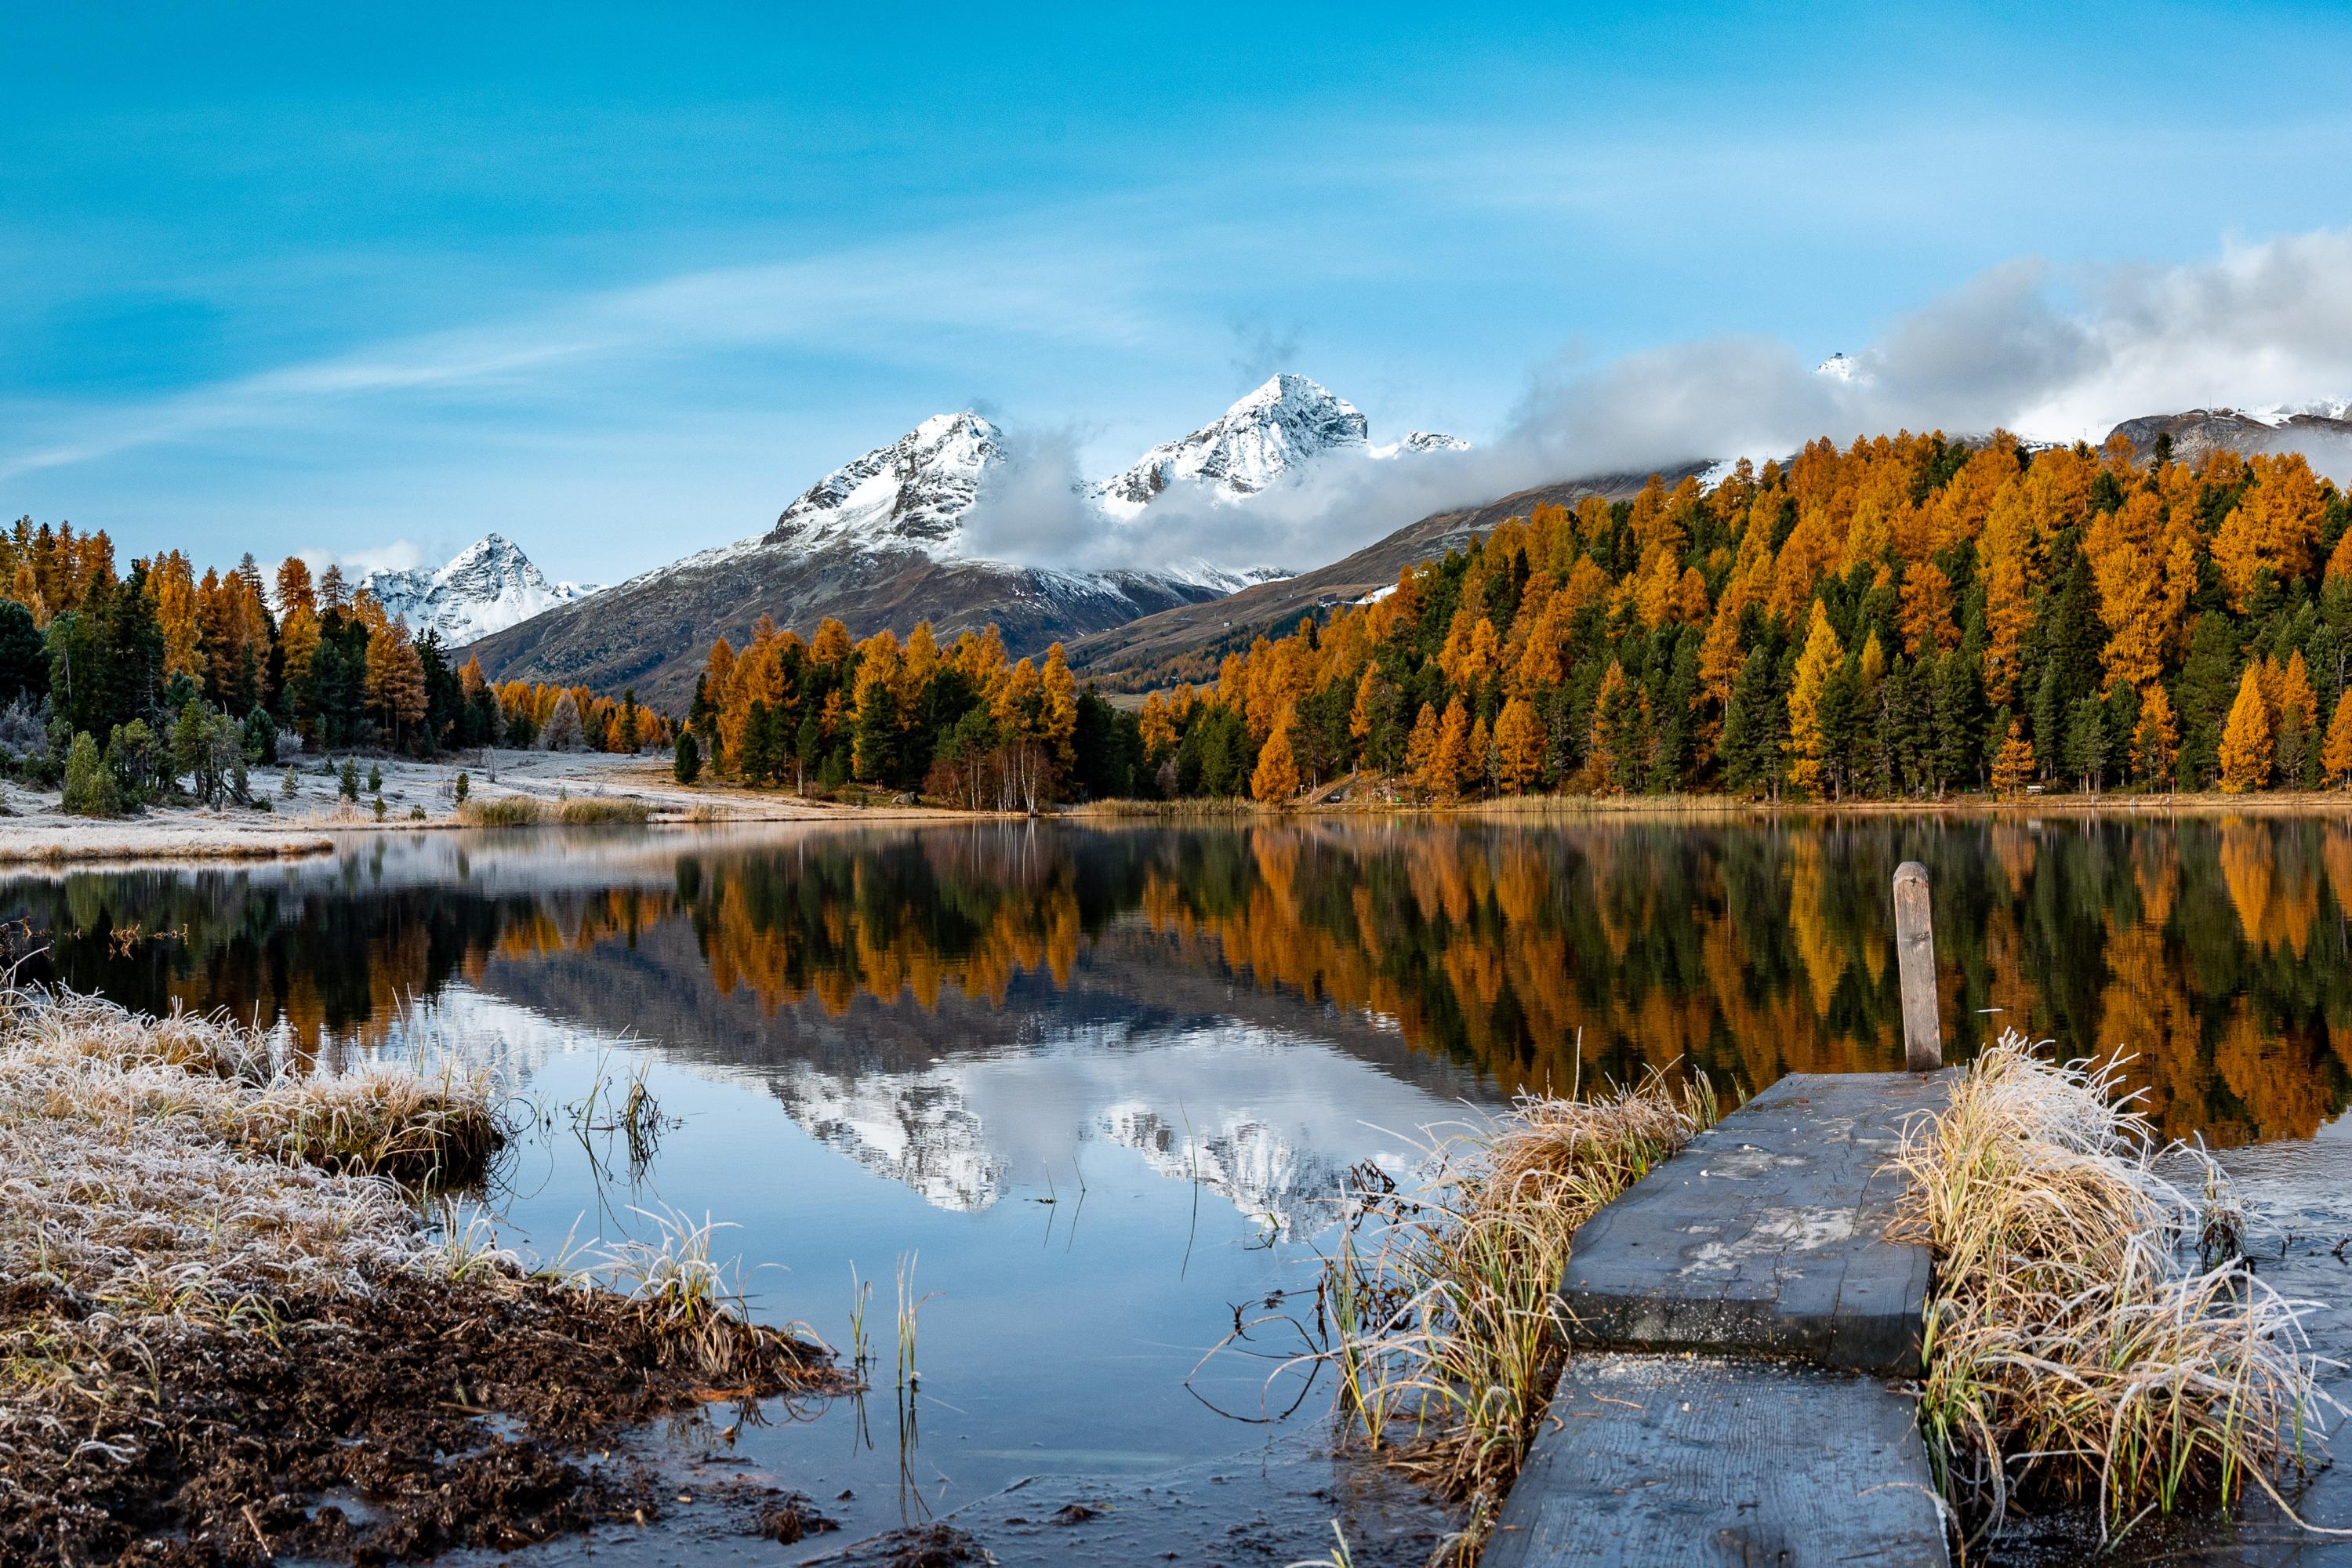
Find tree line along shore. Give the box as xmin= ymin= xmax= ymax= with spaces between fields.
xmin=0 ymin=524 xmax=670 ymax=818
xmin=677 ymin=430 xmax=2352 ymax=808
xmin=11 ymin=426 xmax=2352 ymax=818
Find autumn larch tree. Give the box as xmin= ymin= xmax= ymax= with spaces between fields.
xmin=2218 ymin=666 xmax=2274 ymax=793
xmin=1990 ymin=719 xmax=2035 ymax=796
xmin=1250 ymin=712 xmax=1301 ymax=803
xmin=2325 ymin=689 xmax=2352 ymax=787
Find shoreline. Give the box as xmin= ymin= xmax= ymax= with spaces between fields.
xmin=13 ymin=757 xmax=2352 ymax=870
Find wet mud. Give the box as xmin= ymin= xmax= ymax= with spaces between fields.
xmin=1 ymin=1265 xmax=844 ymax=1566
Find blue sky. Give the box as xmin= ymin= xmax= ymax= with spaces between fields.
xmin=5 ymin=1 xmax=2352 ymax=583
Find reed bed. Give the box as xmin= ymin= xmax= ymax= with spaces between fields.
xmin=1323 ymin=1068 xmax=1716 ymax=1542
xmin=457 ymin=795 xmax=546 ymax=825
xmin=1894 ymin=1033 xmax=2336 ymax=1543
xmin=556 ymin=796 xmax=652 ymax=825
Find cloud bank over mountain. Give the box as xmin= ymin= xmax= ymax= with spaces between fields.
xmin=964 ymin=230 xmax=2352 ymax=579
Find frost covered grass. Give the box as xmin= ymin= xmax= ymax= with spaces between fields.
xmin=1896 ymin=1034 xmax=2336 ymax=1543
xmin=0 ymin=985 xmax=840 ymax=1563
xmin=1323 ymin=1068 xmax=1715 ymax=1553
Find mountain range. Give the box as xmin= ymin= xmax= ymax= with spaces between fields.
xmin=358 ymin=535 xmax=599 ymax=648
xmin=465 ymin=375 xmax=1460 ymax=706
xmin=439 ymin=376 xmax=2350 ymax=710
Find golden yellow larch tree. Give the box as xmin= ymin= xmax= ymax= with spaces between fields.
xmin=2324 ymin=689 xmax=2352 ymax=786
xmin=278 ymin=604 xmax=320 ymax=723
xmin=1140 ymin=691 xmax=1179 ymax=756
xmin=1250 ymin=711 xmax=1301 ymax=803
xmin=1990 ymin=719 xmax=2034 ymax=795
xmin=2134 ymin=684 xmax=2179 ymax=788
xmin=364 ymin=619 xmax=426 ymax=745
xmin=1040 ymin=643 xmax=1079 ymax=771
xmin=1896 ymin=561 xmax=1956 ymax=656
xmin=810 ymin=616 xmax=854 ymax=668
xmin=2218 ymin=666 xmax=2275 ymax=793
xmin=1403 ymin=702 xmax=1442 ymax=799
xmin=1348 ymin=663 xmax=1381 ymax=746
xmin=1494 ymin=695 xmax=1544 ymax=793
xmin=274 ymin=555 xmax=316 ymax=619
xmin=1421 ymin=695 xmax=1469 ymax=802
xmin=992 ymin=655 xmax=1042 ymax=734
xmin=2086 ymin=492 xmax=2183 ymax=689
xmin=152 ymin=550 xmax=203 ymax=682
xmin=2212 ymin=453 xmax=2324 ymax=611
xmin=1784 ymin=602 xmax=1844 ymax=796
xmin=1857 ymin=630 xmax=1888 ymax=696
xmin=1631 ymin=549 xmax=1681 ymax=628
xmin=1976 ymin=482 xmax=2034 ymax=704
xmin=1765 ymin=504 xmax=1839 ymax=625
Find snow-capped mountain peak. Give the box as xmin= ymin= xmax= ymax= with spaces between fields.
xmin=358 ymin=535 xmax=599 ymax=648
xmin=765 ymin=411 xmax=1004 ymax=556
xmin=1816 ymin=352 xmax=1860 ymax=382
xmin=1095 ymin=373 xmax=1376 ymax=513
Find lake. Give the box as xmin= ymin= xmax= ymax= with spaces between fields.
xmin=8 ymin=812 xmax=2350 ymax=1563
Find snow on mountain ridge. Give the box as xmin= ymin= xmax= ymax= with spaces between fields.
xmin=764 ymin=411 xmax=1004 ymax=557
xmin=1095 ymin=373 xmax=1381 ymax=515
xmin=360 ymin=535 xmax=599 ymax=648
xmin=662 ymin=374 xmax=1456 ymax=586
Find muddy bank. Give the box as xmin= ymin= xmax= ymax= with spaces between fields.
xmin=0 ymin=985 xmax=844 ymax=1566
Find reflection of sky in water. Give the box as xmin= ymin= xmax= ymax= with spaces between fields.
xmin=17 ymin=817 xmax=2352 ymax=1552
xmin=371 ymin=980 xmax=1483 ymax=1551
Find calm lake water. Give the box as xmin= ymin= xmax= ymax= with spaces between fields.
xmin=9 ymin=814 xmax=2352 ymax=1562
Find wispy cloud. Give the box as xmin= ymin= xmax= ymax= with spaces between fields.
xmin=0 ymin=217 xmax=1178 ymax=485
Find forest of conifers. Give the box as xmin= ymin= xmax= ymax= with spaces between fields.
xmin=10 ymin=426 xmax=2352 ymax=810
xmin=0 ymin=535 xmax=669 ymax=808
xmin=690 ymin=430 xmax=2352 ymax=804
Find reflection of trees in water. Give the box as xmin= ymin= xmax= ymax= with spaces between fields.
xmin=8 ymin=817 xmax=2352 ymax=1143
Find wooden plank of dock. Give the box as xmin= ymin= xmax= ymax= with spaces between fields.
xmin=1560 ymin=1071 xmax=1953 ymax=1374
xmin=1483 ymin=1354 xmax=1948 ymax=1568
xmin=1490 ymin=1071 xmax=1955 ymax=1566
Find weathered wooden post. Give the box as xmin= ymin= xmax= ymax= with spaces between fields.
xmin=1893 ymin=861 xmax=1941 ymax=1071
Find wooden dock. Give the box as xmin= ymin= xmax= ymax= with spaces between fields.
xmin=1486 ymin=866 xmax=1956 ymax=1566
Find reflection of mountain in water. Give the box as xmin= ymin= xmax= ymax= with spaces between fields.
xmin=1098 ymin=1102 xmax=1352 ymax=1236
xmin=482 ymin=916 xmax=1448 ymax=1223
xmin=780 ymin=1060 xmax=1009 ymax=1211
xmin=13 ymin=816 xmax=2352 ymax=1152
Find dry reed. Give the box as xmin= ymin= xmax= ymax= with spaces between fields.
xmin=1323 ymin=1067 xmax=1716 ymax=1547
xmin=1895 ymin=1033 xmax=2336 ymax=1543
xmin=457 ymin=796 xmax=546 ymax=826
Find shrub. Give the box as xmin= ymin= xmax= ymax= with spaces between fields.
xmin=60 ymin=731 xmax=122 ymax=818
xmin=453 ymin=770 xmax=470 ymax=804
xmin=673 ymin=730 xmax=702 ymax=785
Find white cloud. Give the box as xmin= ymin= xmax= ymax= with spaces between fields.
xmin=297 ymin=541 xmax=424 ymax=580
xmin=965 ymin=229 xmax=2352 ymax=576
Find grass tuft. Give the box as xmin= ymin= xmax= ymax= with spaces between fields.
xmin=456 ymin=796 xmax=546 ymax=826
xmin=1895 ymin=1033 xmax=2336 ymax=1542
xmin=1321 ymin=1066 xmax=1716 ymax=1546
xmin=555 ymin=797 xmax=652 ymax=825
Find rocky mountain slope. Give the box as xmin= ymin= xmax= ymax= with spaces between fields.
xmin=1065 ymin=466 xmax=1706 ymax=690
xmin=360 ymin=535 xmax=598 ymax=647
xmin=2106 ymin=403 xmax=2352 ymax=466
xmin=463 ymin=412 xmax=1232 ymax=708
xmin=468 ymin=377 xmax=1461 ymax=707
